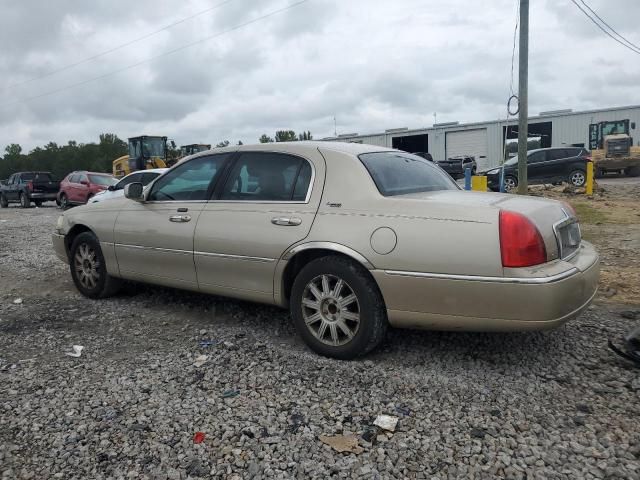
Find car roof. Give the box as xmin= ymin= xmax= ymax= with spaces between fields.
xmin=186 ymin=141 xmax=395 ymax=160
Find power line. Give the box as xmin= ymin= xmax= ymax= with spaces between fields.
xmin=1 ymin=0 xmax=310 ymax=109
xmin=569 ymin=0 xmax=640 ymax=55
xmin=579 ymin=0 xmax=640 ymax=52
xmin=1 ymin=0 xmax=236 ymax=92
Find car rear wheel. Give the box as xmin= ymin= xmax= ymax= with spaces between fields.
xmin=0 ymin=194 xmax=7 ymax=208
xmin=503 ymin=175 xmax=518 ymax=192
xmin=20 ymin=193 xmax=30 ymax=208
xmin=69 ymin=232 xmax=121 ymax=299
xmin=290 ymin=256 xmax=387 ymax=360
xmin=569 ymin=170 xmax=586 ymax=187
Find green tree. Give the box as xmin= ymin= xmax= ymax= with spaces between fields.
xmin=275 ymin=130 xmax=297 ymax=142
xmin=298 ymin=131 xmax=313 ymax=141
xmin=259 ymin=134 xmax=274 ymax=143
xmin=237 ymin=140 xmax=244 ymax=145
xmin=4 ymin=143 xmax=23 ymax=158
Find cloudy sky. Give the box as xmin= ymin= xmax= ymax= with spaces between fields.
xmin=1 ymin=0 xmax=639 ymax=151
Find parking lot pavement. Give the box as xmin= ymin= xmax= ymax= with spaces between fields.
xmin=1 ymin=205 xmax=640 ymax=479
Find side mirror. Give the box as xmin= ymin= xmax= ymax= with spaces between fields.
xmin=81 ymin=180 xmax=90 ymax=186
xmin=107 ymin=185 xmax=116 ymax=191
xmin=124 ymin=182 xmax=144 ymax=201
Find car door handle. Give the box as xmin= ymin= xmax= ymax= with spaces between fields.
xmin=169 ymin=214 xmax=191 ymax=223
xmin=271 ymin=217 xmax=302 ymax=226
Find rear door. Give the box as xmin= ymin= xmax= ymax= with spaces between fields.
xmin=526 ymin=151 xmax=547 ymax=183
xmin=194 ymin=149 xmax=324 ymax=303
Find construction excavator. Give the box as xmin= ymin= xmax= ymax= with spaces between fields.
xmin=112 ymin=136 xmax=173 ymax=177
xmin=589 ymin=119 xmax=640 ymax=177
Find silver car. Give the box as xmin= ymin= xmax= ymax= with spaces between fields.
xmin=52 ymin=142 xmax=599 ymax=359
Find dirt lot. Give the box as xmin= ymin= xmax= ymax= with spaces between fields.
xmin=1 ymin=184 xmax=639 ymax=479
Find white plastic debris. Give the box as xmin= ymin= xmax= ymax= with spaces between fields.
xmin=373 ymin=414 xmax=399 ymax=432
xmin=65 ymin=345 xmax=84 ymax=358
xmin=193 ymin=354 xmax=208 ymax=367
xmin=13 ymin=298 xmax=23 ymax=305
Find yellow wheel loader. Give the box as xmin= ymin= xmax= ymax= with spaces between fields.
xmin=589 ymin=120 xmax=640 ymax=177
xmin=112 ymin=136 xmax=171 ymax=177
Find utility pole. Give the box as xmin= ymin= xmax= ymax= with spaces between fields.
xmin=517 ymin=0 xmax=529 ymax=195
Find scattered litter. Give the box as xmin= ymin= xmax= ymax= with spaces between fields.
xmin=361 ymin=426 xmax=377 ymax=443
xmin=221 ymin=389 xmax=240 ymax=399
xmin=199 ymin=329 xmax=207 ymax=336
xmin=65 ymin=345 xmax=84 ymax=358
xmin=395 ymin=405 xmax=411 ymax=416
xmin=193 ymin=355 xmax=208 ymax=367
xmin=373 ymin=414 xmax=399 ymax=432
xmin=193 ymin=432 xmax=205 ymax=444
xmin=199 ymin=340 xmax=219 ymax=348
xmin=319 ymin=434 xmax=363 ymax=454
xmin=609 ymin=324 xmax=640 ymax=367
xmin=13 ymin=298 xmax=23 ymax=305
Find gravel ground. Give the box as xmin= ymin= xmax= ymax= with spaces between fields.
xmin=1 ymin=204 xmax=639 ymax=480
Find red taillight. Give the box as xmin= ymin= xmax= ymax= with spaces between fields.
xmin=499 ymin=210 xmax=547 ymax=267
xmin=26 ymin=181 xmax=33 ymax=192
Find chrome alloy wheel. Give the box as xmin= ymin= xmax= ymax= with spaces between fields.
xmin=504 ymin=176 xmax=517 ymax=192
xmin=74 ymin=242 xmax=101 ymax=289
xmin=301 ymin=274 xmax=360 ymax=346
xmin=570 ymin=171 xmax=586 ymax=187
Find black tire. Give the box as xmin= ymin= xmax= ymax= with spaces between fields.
xmin=595 ymin=168 xmax=605 ymax=179
xmin=20 ymin=193 xmax=30 ymax=208
xmin=59 ymin=193 xmax=69 ymax=210
xmin=568 ymin=169 xmax=586 ymax=187
xmin=0 ymin=194 xmax=7 ymax=208
xmin=626 ymin=166 xmax=640 ymax=177
xmin=503 ymin=175 xmax=518 ymax=192
xmin=34 ymin=200 xmax=43 ymax=208
xmin=290 ymin=255 xmax=387 ymax=359
xmin=69 ymin=231 xmax=122 ymax=299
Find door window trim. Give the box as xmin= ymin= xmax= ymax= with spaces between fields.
xmin=211 ymin=151 xmax=316 ymax=204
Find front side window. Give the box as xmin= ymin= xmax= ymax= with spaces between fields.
xmin=148 ymin=154 xmax=229 ymax=201
xmin=68 ymin=174 xmax=80 ymax=183
xmin=359 ymin=151 xmax=458 ymax=196
xmin=141 ymin=172 xmax=162 ymax=186
xmin=116 ymin=172 xmax=143 ymax=190
xmin=220 ymin=152 xmax=313 ymax=202
xmin=528 ymin=151 xmax=546 ymax=163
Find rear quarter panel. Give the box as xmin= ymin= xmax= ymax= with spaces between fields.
xmin=311 ymin=148 xmax=503 ymax=276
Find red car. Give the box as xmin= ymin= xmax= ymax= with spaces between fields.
xmin=58 ymin=171 xmax=117 ymax=208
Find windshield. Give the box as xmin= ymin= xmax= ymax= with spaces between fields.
xmin=142 ymin=138 xmax=166 ymax=157
xmin=504 ymin=156 xmax=518 ymax=166
xmin=21 ymin=172 xmax=53 ymax=182
xmin=359 ymin=152 xmax=459 ymax=196
xmin=89 ymin=174 xmax=117 ymax=186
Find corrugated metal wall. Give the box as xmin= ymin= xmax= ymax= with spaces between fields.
xmin=326 ymin=106 xmax=640 ymax=169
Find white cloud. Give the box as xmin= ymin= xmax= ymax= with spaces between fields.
xmin=0 ymin=0 xmax=639 ymax=151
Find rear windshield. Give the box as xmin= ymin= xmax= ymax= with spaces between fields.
xmin=21 ymin=172 xmax=53 ymax=182
xmin=359 ymin=152 xmax=459 ymax=196
xmin=89 ymin=174 xmax=117 ymax=186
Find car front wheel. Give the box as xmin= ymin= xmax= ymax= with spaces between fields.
xmin=59 ymin=194 xmax=69 ymax=210
xmin=0 ymin=194 xmax=7 ymax=208
xmin=569 ymin=170 xmax=586 ymax=187
xmin=69 ymin=232 xmax=121 ymax=299
xmin=290 ymin=256 xmax=387 ymax=359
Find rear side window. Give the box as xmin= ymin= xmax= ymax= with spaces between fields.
xmin=359 ymin=152 xmax=458 ymax=196
xmin=220 ymin=152 xmax=313 ymax=202
xmin=547 ymin=149 xmax=568 ymax=161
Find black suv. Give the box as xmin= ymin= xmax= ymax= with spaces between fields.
xmin=485 ymin=147 xmax=591 ymax=192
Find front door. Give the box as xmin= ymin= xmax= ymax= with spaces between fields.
xmin=526 ymin=151 xmax=547 ymax=183
xmin=194 ymin=150 xmax=324 ymax=303
xmin=114 ymin=153 xmax=233 ymax=288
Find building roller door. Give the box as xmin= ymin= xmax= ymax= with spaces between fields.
xmin=445 ymin=129 xmax=489 ymax=170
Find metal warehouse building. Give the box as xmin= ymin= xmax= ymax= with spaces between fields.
xmin=323 ymin=105 xmax=640 ymax=171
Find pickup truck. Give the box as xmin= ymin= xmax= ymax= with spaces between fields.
xmin=0 ymin=171 xmax=60 ymax=208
